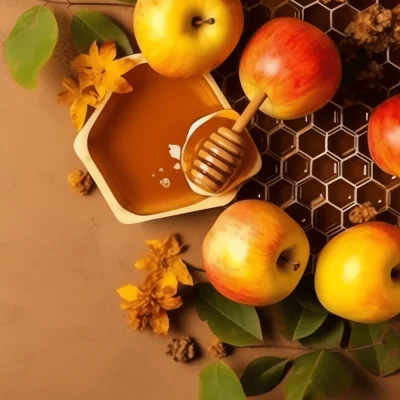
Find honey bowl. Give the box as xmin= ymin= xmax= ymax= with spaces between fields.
xmin=74 ymin=54 xmax=261 ymax=224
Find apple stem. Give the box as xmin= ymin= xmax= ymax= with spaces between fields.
xmin=278 ymin=255 xmax=301 ymax=272
xmin=193 ymin=18 xmax=216 ymax=27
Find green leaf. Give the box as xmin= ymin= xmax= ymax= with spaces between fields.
xmin=279 ymin=298 xmax=328 ymax=341
xmin=350 ymin=323 xmax=400 ymax=376
xmin=299 ymin=315 xmax=344 ymax=349
xmin=285 ymin=351 xmax=353 ymax=400
xmin=5 ymin=6 xmax=58 ymax=90
xmin=292 ymin=275 xmax=327 ymax=314
xmin=241 ymin=357 xmax=289 ymax=397
xmin=71 ymin=10 xmax=133 ymax=55
xmin=199 ymin=362 xmax=246 ymax=400
xmin=194 ymin=283 xmax=263 ymax=346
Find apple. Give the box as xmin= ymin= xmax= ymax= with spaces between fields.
xmin=239 ymin=18 xmax=342 ymax=120
xmin=315 ymin=222 xmax=400 ymax=323
xmin=203 ymin=200 xmax=310 ymax=306
xmin=133 ymin=0 xmax=244 ymax=78
xmin=368 ymin=94 xmax=400 ymax=177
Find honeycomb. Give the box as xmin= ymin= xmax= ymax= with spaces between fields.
xmin=214 ymin=0 xmax=400 ymax=270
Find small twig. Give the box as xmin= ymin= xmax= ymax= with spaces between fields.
xmin=278 ymin=255 xmax=301 ymax=272
xmin=40 ymin=0 xmax=135 ymax=7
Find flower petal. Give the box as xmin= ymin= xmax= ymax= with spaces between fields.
xmin=168 ymin=257 xmax=193 ymax=286
xmin=117 ymin=284 xmax=143 ymax=302
xmin=71 ymin=54 xmax=93 ymax=74
xmin=156 ymin=271 xmax=178 ymax=296
xmin=94 ymin=82 xmax=107 ymax=100
xmin=146 ymin=239 xmax=164 ymax=256
xmin=127 ymin=309 xmax=141 ymax=331
xmin=163 ymin=235 xmax=182 ymax=258
xmin=57 ymin=90 xmax=76 ymax=106
xmin=159 ymin=295 xmax=183 ymax=311
xmin=112 ymin=58 xmax=136 ymax=76
xmin=62 ymin=77 xmax=79 ymax=93
xmin=99 ymin=41 xmax=117 ymax=65
xmin=105 ymin=75 xmax=133 ymax=94
xmin=89 ymin=41 xmax=99 ymax=60
xmin=150 ymin=310 xmax=169 ymax=335
xmin=70 ymin=98 xmax=88 ymax=131
xmin=134 ymin=255 xmax=159 ymax=272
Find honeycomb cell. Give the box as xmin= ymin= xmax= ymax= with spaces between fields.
xmin=326 ymin=30 xmax=345 ymax=46
xmin=375 ymin=210 xmax=399 ymax=227
xmin=328 ymin=129 xmax=356 ymax=159
xmin=389 ymin=186 xmax=400 ymax=214
xmin=390 ymin=85 xmax=400 ymax=97
xmin=242 ymin=0 xmax=261 ymax=9
xmin=357 ymin=181 xmax=387 ymax=211
xmin=314 ymin=103 xmax=341 ymax=133
xmin=319 ymin=0 xmax=344 ymax=9
xmin=299 ymin=128 xmax=326 ymax=158
xmin=313 ymin=203 xmax=342 ymax=233
xmin=273 ymin=2 xmax=302 ymax=18
xmin=216 ymin=49 xmax=238 ymax=76
xmin=390 ymin=47 xmax=400 ymax=68
xmin=312 ymin=154 xmax=339 ymax=183
xmin=268 ymin=129 xmax=297 ymax=157
xmin=304 ymin=4 xmax=331 ymax=32
xmin=333 ymin=5 xmax=357 ymax=34
xmin=264 ymin=0 xmax=287 ymax=9
xmin=358 ymin=132 xmax=371 ymax=159
xmin=284 ymin=115 xmax=312 ymax=133
xmin=256 ymin=111 xmax=281 ymax=133
xmin=236 ymin=180 xmax=266 ymax=201
xmin=359 ymin=86 xmax=388 ymax=109
xmin=256 ymin=153 xmax=280 ymax=183
xmin=373 ymin=164 xmax=400 ymax=188
xmin=380 ymin=0 xmax=400 ymax=9
xmin=298 ymin=178 xmax=327 ymax=208
xmin=328 ymin=179 xmax=355 ymax=208
xmin=249 ymin=125 xmax=267 ymax=153
xmin=295 ymin=0 xmax=314 ymax=5
xmin=306 ymin=228 xmax=328 ymax=255
xmin=342 ymin=156 xmax=371 ymax=185
xmin=211 ymin=71 xmax=224 ymax=90
xmin=283 ymin=153 xmax=311 ymax=182
xmin=247 ymin=3 xmax=271 ymax=36
xmin=268 ymin=179 xmax=295 ymax=208
xmin=284 ymin=202 xmax=312 ymax=230
xmin=343 ymin=205 xmax=357 ymax=229
xmin=380 ymin=63 xmax=400 ymax=89
xmin=350 ymin=0 xmax=376 ymax=11
xmin=226 ymin=72 xmax=245 ymax=101
xmin=234 ymin=97 xmax=249 ymax=115
xmin=343 ymin=103 xmax=371 ymax=133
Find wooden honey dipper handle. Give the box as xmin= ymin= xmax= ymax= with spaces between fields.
xmin=232 ymin=91 xmax=268 ymax=133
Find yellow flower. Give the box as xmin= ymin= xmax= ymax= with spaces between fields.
xmin=117 ymin=271 xmax=183 ymax=335
xmin=71 ymin=41 xmax=135 ymax=100
xmin=135 ymin=235 xmax=193 ymax=286
xmin=57 ymin=77 xmax=98 ymax=131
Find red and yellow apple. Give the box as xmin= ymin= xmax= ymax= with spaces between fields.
xmin=133 ymin=0 xmax=244 ymax=78
xmin=315 ymin=222 xmax=400 ymax=323
xmin=368 ymin=94 xmax=400 ymax=177
xmin=239 ymin=18 xmax=342 ymax=119
xmin=203 ymin=200 xmax=310 ymax=306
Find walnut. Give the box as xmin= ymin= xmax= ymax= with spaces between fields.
xmin=349 ymin=202 xmax=378 ymax=224
xmin=68 ymin=170 xmax=95 ymax=195
xmin=166 ymin=336 xmax=197 ymax=363
xmin=208 ymin=341 xmax=232 ymax=359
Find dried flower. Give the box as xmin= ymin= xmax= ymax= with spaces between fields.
xmin=166 ymin=336 xmax=197 ymax=363
xmin=57 ymin=77 xmax=98 ymax=131
xmin=135 ymin=235 xmax=193 ymax=286
xmin=72 ymin=41 xmax=135 ymax=100
xmin=349 ymin=202 xmax=378 ymax=224
xmin=68 ymin=170 xmax=95 ymax=195
xmin=117 ymin=271 xmax=183 ymax=335
xmin=208 ymin=341 xmax=232 ymax=359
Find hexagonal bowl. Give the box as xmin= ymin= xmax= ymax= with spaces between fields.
xmin=74 ymin=54 xmax=238 ymax=224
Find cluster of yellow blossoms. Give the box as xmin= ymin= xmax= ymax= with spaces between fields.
xmin=58 ymin=41 xmax=135 ymax=131
xmin=117 ymin=235 xmax=193 ymax=335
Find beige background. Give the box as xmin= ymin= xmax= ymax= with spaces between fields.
xmin=0 ymin=1 xmax=399 ymax=399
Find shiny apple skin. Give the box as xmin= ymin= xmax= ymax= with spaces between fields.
xmin=203 ymin=200 xmax=310 ymax=306
xmin=368 ymin=95 xmax=400 ymax=178
xmin=133 ymin=0 xmax=244 ymax=78
xmin=315 ymin=222 xmax=400 ymax=323
xmin=239 ymin=18 xmax=342 ymax=119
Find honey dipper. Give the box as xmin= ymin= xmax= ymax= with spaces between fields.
xmin=189 ymin=91 xmax=267 ymax=194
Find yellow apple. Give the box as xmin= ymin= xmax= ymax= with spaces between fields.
xmin=315 ymin=222 xmax=400 ymax=323
xmin=203 ymin=200 xmax=310 ymax=306
xmin=133 ymin=0 xmax=244 ymax=78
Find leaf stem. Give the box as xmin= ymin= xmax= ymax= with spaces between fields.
xmin=239 ymin=341 xmax=383 ymax=353
xmin=40 ymin=0 xmax=135 ymax=7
